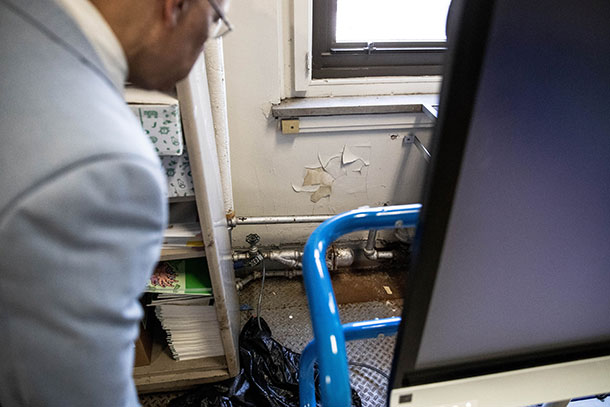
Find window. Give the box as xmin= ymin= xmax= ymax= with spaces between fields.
xmin=313 ymin=0 xmax=452 ymax=79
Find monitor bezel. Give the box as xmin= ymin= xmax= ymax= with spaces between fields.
xmin=389 ymin=0 xmax=610 ymax=393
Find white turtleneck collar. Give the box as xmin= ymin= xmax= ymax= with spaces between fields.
xmin=54 ymin=0 xmax=128 ymax=93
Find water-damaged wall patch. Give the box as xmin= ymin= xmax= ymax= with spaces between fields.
xmin=292 ymin=167 xmax=334 ymax=203
xmin=292 ymin=144 xmax=371 ymax=203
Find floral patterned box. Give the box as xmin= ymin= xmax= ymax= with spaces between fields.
xmin=125 ymin=87 xmax=184 ymax=156
xmin=161 ymin=147 xmax=195 ymax=198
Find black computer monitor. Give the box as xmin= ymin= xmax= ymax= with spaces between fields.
xmin=389 ymin=0 xmax=610 ymax=405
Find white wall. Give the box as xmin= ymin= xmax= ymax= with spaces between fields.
xmin=223 ymin=0 xmax=433 ymax=247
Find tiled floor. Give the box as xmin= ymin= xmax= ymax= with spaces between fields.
xmin=140 ymin=274 xmax=608 ymax=407
xmin=140 ymin=272 xmax=403 ymax=407
xmin=239 ymin=276 xmax=403 ymax=407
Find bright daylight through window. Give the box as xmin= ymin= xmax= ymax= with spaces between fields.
xmin=336 ymin=0 xmax=451 ymax=43
xmin=312 ymin=0 xmax=452 ymax=78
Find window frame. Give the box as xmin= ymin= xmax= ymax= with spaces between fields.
xmin=291 ymin=0 xmax=443 ymax=96
xmin=312 ymin=0 xmax=447 ymax=79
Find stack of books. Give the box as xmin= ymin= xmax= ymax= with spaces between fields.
xmin=146 ymin=258 xmax=224 ymax=361
xmin=162 ymin=223 xmax=203 ymax=249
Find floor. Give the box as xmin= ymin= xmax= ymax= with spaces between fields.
xmin=238 ymin=275 xmax=404 ymax=407
xmin=139 ymin=271 xmax=608 ymax=407
xmin=140 ymin=268 xmax=404 ymax=407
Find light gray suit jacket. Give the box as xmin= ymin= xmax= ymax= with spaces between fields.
xmin=0 ymin=1 xmax=167 ymax=405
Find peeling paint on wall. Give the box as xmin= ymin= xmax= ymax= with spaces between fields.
xmin=303 ymin=167 xmax=334 ymax=186
xmin=292 ymin=167 xmax=335 ymax=203
xmin=310 ymin=185 xmax=332 ymax=202
xmin=319 ymin=155 xmax=345 ymax=179
xmin=341 ymin=145 xmax=360 ymax=165
xmin=291 ymin=184 xmax=320 ymax=193
xmin=292 ymin=144 xmax=373 ymax=202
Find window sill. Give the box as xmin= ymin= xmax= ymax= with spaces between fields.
xmin=272 ymin=94 xmax=439 ymax=118
xmin=292 ymin=76 xmax=443 ymax=98
xmin=272 ymin=94 xmax=439 ymax=135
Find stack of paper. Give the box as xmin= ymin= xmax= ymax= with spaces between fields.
xmin=154 ymin=299 xmax=224 ymax=360
xmin=163 ymin=223 xmax=203 ymax=249
xmin=146 ymin=258 xmax=223 ymax=360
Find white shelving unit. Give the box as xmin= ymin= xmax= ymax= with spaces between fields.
xmin=133 ymin=55 xmax=240 ymax=393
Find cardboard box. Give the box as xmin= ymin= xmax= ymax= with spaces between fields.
xmin=134 ymin=323 xmax=153 ymax=367
xmin=134 ymin=300 xmax=155 ymax=367
xmin=125 ymin=87 xmax=184 ymax=156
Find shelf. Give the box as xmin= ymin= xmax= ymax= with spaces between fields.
xmin=169 ymin=196 xmax=196 ymax=203
xmin=134 ymin=335 xmax=229 ymax=393
xmin=159 ymin=247 xmax=205 ymax=261
xmin=134 ymin=55 xmax=240 ymax=395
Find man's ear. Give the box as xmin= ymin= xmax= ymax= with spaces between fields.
xmin=162 ymin=0 xmax=187 ymax=27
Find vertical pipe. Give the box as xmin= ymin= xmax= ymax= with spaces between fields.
xmin=365 ymin=229 xmax=378 ymax=252
xmin=176 ymin=54 xmax=240 ymax=376
xmin=204 ymin=38 xmax=234 ymax=219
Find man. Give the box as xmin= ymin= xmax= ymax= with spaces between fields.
xmin=0 ymin=0 xmax=229 ymax=405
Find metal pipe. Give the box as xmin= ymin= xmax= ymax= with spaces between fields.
xmin=235 ymin=273 xmax=257 ymax=291
xmin=229 ymin=215 xmax=333 ymax=227
xmin=363 ymin=229 xmax=395 ymax=260
xmin=232 ymin=252 xmax=250 ymax=261
xmin=365 ymin=229 xmax=377 ymax=252
xmin=235 ymin=269 xmax=303 ymax=291
xmin=269 ymin=253 xmax=301 ymax=269
xmin=233 ymin=250 xmax=302 ymax=262
xmin=204 ymin=38 xmax=234 ymax=218
xmin=233 ymin=247 xmax=356 ymax=270
xmin=331 ymin=247 xmax=355 ymax=268
xmin=268 ymin=249 xmax=302 ymax=260
xmin=369 ymin=250 xmax=394 ymax=260
xmin=414 ymin=135 xmax=431 ymax=163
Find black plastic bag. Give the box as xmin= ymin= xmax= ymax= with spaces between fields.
xmin=168 ymin=317 xmax=361 ymax=407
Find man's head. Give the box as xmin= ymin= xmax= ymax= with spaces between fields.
xmin=91 ymin=0 xmax=230 ymax=90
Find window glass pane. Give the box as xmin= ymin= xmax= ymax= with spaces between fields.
xmin=336 ymin=0 xmax=452 ymax=43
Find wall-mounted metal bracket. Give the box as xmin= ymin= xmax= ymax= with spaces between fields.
xmin=403 ymin=134 xmax=415 ymax=144
xmin=281 ymin=119 xmax=300 ymax=134
xmin=414 ymin=136 xmax=431 ymax=163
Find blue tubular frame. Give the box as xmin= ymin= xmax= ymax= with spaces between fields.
xmin=299 ymin=317 xmax=402 ymax=407
xmin=301 ymin=204 xmax=421 ymax=407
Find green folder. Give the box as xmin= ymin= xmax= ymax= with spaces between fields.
xmin=146 ymin=258 xmax=212 ymax=295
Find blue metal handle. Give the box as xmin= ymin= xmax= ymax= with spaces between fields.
xmin=299 ymin=317 xmax=402 ymax=407
xmin=301 ymin=204 xmax=421 ymax=407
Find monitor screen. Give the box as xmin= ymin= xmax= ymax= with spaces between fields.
xmin=390 ymin=0 xmax=610 ymax=405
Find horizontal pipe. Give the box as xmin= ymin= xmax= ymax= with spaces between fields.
xmin=364 ymin=249 xmax=394 ymax=260
xmin=229 ymin=215 xmax=334 ymax=227
xmin=235 ymin=273 xmax=257 ymax=291
xmin=233 ymin=248 xmax=356 ymax=270
xmin=233 ymin=249 xmax=302 ymax=262
xmin=235 ymin=269 xmax=302 ymax=291
xmin=269 ymin=253 xmax=302 ymax=269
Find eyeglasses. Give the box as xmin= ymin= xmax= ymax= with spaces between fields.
xmin=208 ymin=0 xmax=233 ymax=39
